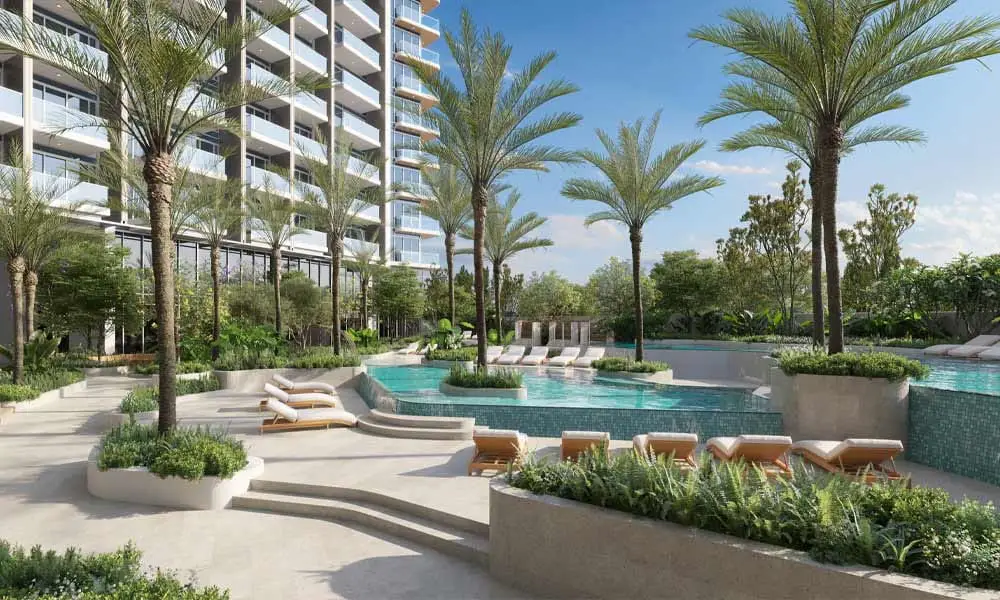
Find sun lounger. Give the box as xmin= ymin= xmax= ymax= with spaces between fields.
xmin=260 ymin=398 xmax=357 ymax=433
xmin=574 ymin=347 xmax=606 ymax=368
xmin=486 ymin=346 xmax=504 ymax=363
xmin=495 ymin=345 xmax=527 ymax=365
xmin=261 ymin=383 xmax=340 ymax=410
xmin=561 ymin=431 xmax=611 ymax=461
xmin=548 ymin=347 xmax=581 ymax=367
xmin=979 ymin=347 xmax=1000 ymax=361
xmin=791 ymin=438 xmax=905 ymax=483
xmin=468 ymin=429 xmax=528 ymax=475
xmin=947 ymin=336 xmax=1000 ymax=357
xmin=519 ymin=346 xmax=549 ymax=366
xmin=633 ymin=432 xmax=699 ymax=469
xmin=924 ymin=335 xmax=1000 ymax=356
xmin=461 ymin=331 xmax=473 ymax=340
xmin=706 ymin=434 xmax=793 ymax=476
xmin=272 ymin=373 xmax=336 ymax=395
xmin=396 ymin=341 xmax=420 ymax=355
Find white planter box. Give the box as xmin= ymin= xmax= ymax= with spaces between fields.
xmin=213 ymin=367 xmax=366 ymax=393
xmin=1 ymin=380 xmax=87 ymax=412
xmin=83 ymin=366 xmax=130 ymax=376
xmin=87 ymin=447 xmax=264 ymax=510
xmin=439 ymin=381 xmax=527 ymax=400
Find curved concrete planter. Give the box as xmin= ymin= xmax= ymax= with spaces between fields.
xmin=87 ymin=448 xmax=264 ymax=510
xmin=105 ymin=409 xmax=158 ymax=429
xmin=594 ymin=368 xmax=673 ymax=384
xmin=213 ymin=367 xmax=366 ymax=393
xmin=0 ymin=380 xmax=87 ymax=411
xmin=770 ymin=369 xmax=909 ymax=443
xmin=490 ymin=480 xmax=975 ymax=599
xmin=424 ymin=359 xmax=474 ymax=370
xmin=439 ymin=381 xmax=527 ymax=400
xmin=83 ymin=366 xmax=130 ymax=377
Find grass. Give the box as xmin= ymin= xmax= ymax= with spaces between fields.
xmin=98 ymin=423 xmax=247 ymax=481
xmin=776 ymin=349 xmax=929 ymax=381
xmin=443 ymin=365 xmax=523 ymax=389
xmin=591 ymin=357 xmax=670 ymax=374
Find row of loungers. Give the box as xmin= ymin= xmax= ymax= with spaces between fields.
xmin=259 ymin=375 xmax=358 ymax=433
xmin=469 ymin=430 xmax=905 ymax=482
xmin=924 ymin=334 xmax=1000 ymax=359
xmin=491 ymin=345 xmax=605 ymax=366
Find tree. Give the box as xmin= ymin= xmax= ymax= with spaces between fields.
xmin=425 ymin=267 xmax=475 ymax=324
xmin=495 ymin=265 xmax=524 ymax=329
xmin=692 ymin=0 xmax=1000 ymax=353
xmin=716 ymin=230 xmax=771 ymax=314
xmin=517 ymin=272 xmax=585 ymax=321
xmin=461 ymin=190 xmax=551 ymax=338
xmin=345 ymin=234 xmax=382 ymax=328
xmin=839 ymin=184 xmax=918 ymax=310
xmin=585 ymin=257 xmax=656 ymax=324
xmin=419 ymin=164 xmax=471 ymax=325
xmin=372 ymin=266 xmax=426 ymax=328
xmin=282 ymin=271 xmax=329 ymax=348
xmin=298 ymin=131 xmax=382 ymax=355
xmin=409 ymin=9 xmax=581 ymax=367
xmin=248 ymin=180 xmax=301 ymax=337
xmin=650 ymin=251 xmax=725 ymax=333
xmin=562 ymin=112 xmax=724 ymax=361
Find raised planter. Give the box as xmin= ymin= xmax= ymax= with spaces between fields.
xmin=105 ymin=409 xmax=157 ymax=429
xmin=490 ymin=480 xmax=977 ymax=600
xmin=83 ymin=365 xmax=130 ymax=377
xmin=439 ymin=381 xmax=527 ymax=400
xmin=594 ymin=368 xmax=673 ymax=384
xmin=0 ymin=380 xmax=87 ymax=412
xmin=86 ymin=447 xmax=265 ymax=510
xmin=769 ymin=368 xmax=909 ymax=443
xmin=212 ymin=367 xmax=366 ymax=393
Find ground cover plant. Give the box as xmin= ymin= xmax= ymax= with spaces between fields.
xmin=133 ymin=361 xmax=212 ymax=375
xmin=427 ymin=347 xmax=477 ymax=362
xmin=0 ymin=369 xmax=84 ymax=403
xmin=444 ymin=365 xmax=523 ymax=389
xmin=119 ymin=376 xmax=222 ymax=415
xmin=775 ymin=349 xmax=929 ymax=381
xmin=591 ymin=357 xmax=670 ymax=374
xmin=97 ymin=423 xmax=247 ymax=481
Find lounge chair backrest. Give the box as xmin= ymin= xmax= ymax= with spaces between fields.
xmin=272 ymin=373 xmax=294 ymax=389
xmin=486 ymin=346 xmax=503 ymax=354
xmin=647 ymin=432 xmax=698 ymax=457
xmin=967 ymin=335 xmax=1000 ymax=346
xmin=504 ymin=345 xmax=525 ymax=356
xmin=474 ymin=429 xmax=524 ymax=456
xmin=559 ymin=347 xmax=580 ymax=358
xmin=265 ymin=398 xmax=298 ymax=422
xmin=528 ymin=347 xmax=548 ymax=357
xmin=834 ymin=439 xmax=903 ymax=469
xmin=264 ymin=382 xmax=290 ymax=403
xmin=583 ymin=347 xmax=605 ymax=358
xmin=734 ymin=434 xmax=792 ymax=462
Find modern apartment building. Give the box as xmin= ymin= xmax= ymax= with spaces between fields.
xmin=0 ymin=0 xmax=443 ymax=350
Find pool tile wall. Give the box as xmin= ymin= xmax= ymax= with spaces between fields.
xmin=908 ymin=385 xmax=1000 ymax=486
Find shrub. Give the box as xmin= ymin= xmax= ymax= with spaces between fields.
xmin=212 ymin=352 xmax=287 ymax=371
xmin=0 ymin=539 xmax=228 ymax=598
xmin=286 ymin=350 xmax=361 ymax=369
xmin=427 ymin=347 xmax=477 ymax=362
xmin=118 ymin=376 xmax=221 ymax=415
xmin=98 ymin=423 xmax=247 ymax=480
xmin=133 ymin=361 xmax=211 ymax=375
xmin=510 ymin=450 xmax=1000 ymax=590
xmin=443 ymin=365 xmax=522 ymax=389
xmin=776 ymin=349 xmax=929 ymax=381
xmin=592 ymin=357 xmax=670 ymax=374
xmin=0 ymin=384 xmax=39 ymax=404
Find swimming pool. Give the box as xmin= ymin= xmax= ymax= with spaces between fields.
xmin=916 ymin=358 xmax=1000 ymax=396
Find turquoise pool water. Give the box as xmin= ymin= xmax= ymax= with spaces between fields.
xmin=367 ymin=365 xmax=765 ymax=411
xmin=917 ymin=358 xmax=1000 ymax=396
xmin=613 ymin=342 xmax=763 ymax=352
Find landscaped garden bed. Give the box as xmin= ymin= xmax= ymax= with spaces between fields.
xmin=107 ymin=375 xmax=222 ymax=428
xmin=439 ymin=366 xmax=527 ymax=400
xmin=0 ymin=369 xmax=86 ymax=410
xmin=591 ymin=357 xmax=673 ymax=383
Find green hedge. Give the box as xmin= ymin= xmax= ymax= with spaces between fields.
xmin=427 ymin=347 xmax=477 ymax=362
xmin=0 ymin=384 xmax=39 ymax=404
xmin=776 ymin=350 xmax=929 ymax=381
xmin=591 ymin=357 xmax=670 ymax=374
xmin=133 ymin=361 xmax=212 ymax=375
xmin=0 ymin=369 xmax=84 ymax=403
xmin=443 ymin=365 xmax=522 ymax=389
xmin=213 ymin=351 xmax=361 ymax=371
xmin=0 ymin=540 xmax=228 ymax=599
xmin=511 ymin=450 xmax=1000 ymax=590
xmin=286 ymin=351 xmax=361 ymax=369
xmin=98 ymin=423 xmax=247 ymax=481
xmin=119 ymin=376 xmax=222 ymax=415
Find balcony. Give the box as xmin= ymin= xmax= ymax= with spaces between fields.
xmin=393 ymin=249 xmax=438 ymax=267
xmin=3 ymin=167 xmax=111 ymax=217
xmin=335 ymin=0 xmax=380 ymax=38
xmin=393 ymin=74 xmax=436 ymax=109
xmin=335 ymin=68 xmax=380 ymax=113
xmin=394 ymin=213 xmax=440 ymax=237
xmin=335 ymin=111 xmax=380 ymax=150
xmin=182 ymin=144 xmax=226 ymax=178
xmin=295 ymin=132 xmax=327 ymax=162
xmin=247 ymin=165 xmax=291 ymax=197
xmin=246 ymin=112 xmax=290 ymax=151
xmin=298 ymin=1 xmax=328 ymax=35
xmin=393 ymin=1 xmax=439 ymax=44
xmin=395 ymin=181 xmax=431 ymax=200
xmin=289 ymin=227 xmax=328 ymax=252
xmin=294 ymin=91 xmax=327 ymax=120
xmin=345 ymin=236 xmax=378 ymax=256
xmin=0 ymin=86 xmax=23 ymax=132
xmin=258 ymin=21 xmax=291 ymax=55
xmin=355 ymin=203 xmax=381 ymax=223
xmin=335 ymin=26 xmax=380 ymax=75
xmin=32 ymin=97 xmax=108 ymax=152
xmin=394 ymin=42 xmax=439 ymax=69
xmin=294 ymin=37 xmax=328 ymax=74
xmin=394 ymin=110 xmax=438 ymax=139
xmin=348 ymin=155 xmax=380 ymax=186
xmin=394 ymin=148 xmax=437 ymax=168
xmin=247 ymin=64 xmax=290 ymax=110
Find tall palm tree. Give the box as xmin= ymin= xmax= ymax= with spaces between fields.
xmin=562 ymin=112 xmax=723 ymax=361
xmin=419 ymin=164 xmax=471 ymax=325
xmin=189 ymin=179 xmax=243 ymax=359
xmin=691 ymin=0 xmax=1000 ymax=353
xmin=345 ymin=232 xmax=382 ymax=328
xmin=297 ymin=132 xmax=382 ymax=355
xmin=248 ymin=177 xmax=302 ymax=337
xmin=23 ymin=215 xmax=75 ymax=338
xmin=461 ymin=190 xmax=551 ymax=338
xmin=0 ymin=0 xmax=317 ymax=433
xmin=407 ymin=9 xmax=581 ymax=367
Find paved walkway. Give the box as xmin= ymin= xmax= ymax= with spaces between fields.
xmin=0 ymin=377 xmax=528 ymax=600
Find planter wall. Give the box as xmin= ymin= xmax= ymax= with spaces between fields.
xmin=213 ymin=367 xmax=366 ymax=393
xmin=105 ymin=409 xmax=158 ymax=429
xmin=489 ymin=481 xmax=976 ymax=600
xmin=1 ymin=380 xmax=87 ymax=412
xmin=769 ymin=368 xmax=909 ymax=443
xmin=83 ymin=366 xmax=129 ymax=377
xmin=439 ymin=381 xmax=527 ymax=400
xmin=86 ymin=448 xmax=264 ymax=510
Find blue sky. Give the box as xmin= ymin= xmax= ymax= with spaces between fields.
xmin=430 ymin=0 xmax=1000 ymax=282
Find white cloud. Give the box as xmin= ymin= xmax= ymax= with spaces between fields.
xmin=692 ymin=160 xmax=772 ymax=175
xmin=504 ymin=214 xmax=629 ymax=281
xmin=902 ymin=190 xmax=1000 ymax=265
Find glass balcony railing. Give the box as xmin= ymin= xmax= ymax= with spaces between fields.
xmin=247 ymin=165 xmax=291 ymax=196
xmin=292 ymin=227 xmax=327 ymax=249
xmin=261 ymin=23 xmax=290 ymax=51
xmin=246 ymin=113 xmax=289 ymax=146
xmin=183 ymin=144 xmax=225 ymax=177
xmin=356 ymin=204 xmax=380 ymax=222
xmin=336 ymin=69 xmax=379 ymax=106
xmin=0 ymin=86 xmax=22 ymax=120
xmin=178 ymin=87 xmax=215 ymax=114
xmin=295 ymin=179 xmax=322 ymax=200
xmin=336 ymin=27 xmax=379 ymax=66
xmin=394 ymin=213 xmax=438 ymax=232
xmin=294 ymin=133 xmax=327 ymax=161
xmin=394 ymin=1 xmax=420 ymax=23
xmin=247 ymin=63 xmax=285 ymax=88
xmin=396 ymin=182 xmax=431 ymax=198
xmin=336 ymin=111 xmax=380 ymax=142
xmin=394 ymin=110 xmax=438 ymax=134
xmin=37 ymin=24 xmax=109 ymax=68
xmin=395 ymin=148 xmax=437 ymax=166
xmin=17 ymin=169 xmax=109 ymax=212
xmin=301 ymin=2 xmax=327 ymax=28
xmin=294 ymin=38 xmax=327 ymax=73
xmin=339 ymin=0 xmax=379 ymax=28
xmin=420 ymin=47 xmax=440 ymax=66
xmin=394 ymin=74 xmax=432 ymax=98
xmin=421 ymin=13 xmax=439 ymax=34
xmin=393 ymin=249 xmax=438 ymax=265
xmin=348 ymin=155 xmax=380 ymax=184
xmin=295 ymin=91 xmax=327 ymax=115
xmin=32 ymin=98 xmax=107 ymax=144
xmin=345 ymin=236 xmax=378 ymax=255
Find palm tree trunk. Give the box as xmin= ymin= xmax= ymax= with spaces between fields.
xmin=210 ymin=245 xmax=221 ymax=361
xmin=472 ymin=185 xmax=488 ymax=368
xmin=330 ymin=238 xmax=343 ymax=355
xmin=809 ymin=167 xmax=825 ymax=347
xmin=271 ymin=248 xmax=282 ymax=336
xmin=144 ymin=154 xmax=178 ymax=434
xmin=818 ymin=127 xmax=845 ymax=354
xmin=6 ymin=257 xmax=25 ymax=384
xmin=360 ymin=276 xmax=369 ymax=328
xmin=493 ymin=261 xmax=502 ymax=338
xmin=445 ymin=232 xmax=456 ymax=325
xmin=24 ymin=270 xmax=37 ymax=338
xmin=629 ymin=228 xmax=644 ymax=362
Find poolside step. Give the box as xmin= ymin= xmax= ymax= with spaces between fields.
xmin=368 ymin=409 xmax=474 ymax=430
xmin=231 ymin=485 xmax=488 ymax=566
xmin=357 ymin=412 xmax=474 ymax=440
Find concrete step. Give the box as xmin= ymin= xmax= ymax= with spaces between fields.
xmin=367 ymin=409 xmax=474 ymax=430
xmin=356 ymin=414 xmax=473 ymax=440
xmin=232 ymin=489 xmax=488 ymax=567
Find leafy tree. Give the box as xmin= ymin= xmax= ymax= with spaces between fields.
xmin=517 ymin=271 xmax=585 ymax=321
xmin=282 ymin=271 xmax=329 ymax=348
xmin=495 ymin=265 xmax=524 ymax=330
xmin=693 ymin=0 xmax=1000 ymax=353
xmin=716 ymin=230 xmax=771 ymax=314
xmin=839 ymin=184 xmax=918 ymax=311
xmin=420 ymin=164 xmax=471 ymax=325
xmin=650 ymin=251 xmax=725 ymax=333
xmin=248 ymin=179 xmax=302 ymax=337
xmin=425 ymin=268 xmax=475 ymax=325
xmin=372 ymin=266 xmax=426 ymax=326
xmin=225 ymin=283 xmax=273 ymax=328
xmin=585 ymin=257 xmax=656 ymax=327
xmin=562 ymin=112 xmax=723 ymax=360
xmin=409 ymin=9 xmax=581 ymax=367
xmin=345 ymin=234 xmax=382 ymax=328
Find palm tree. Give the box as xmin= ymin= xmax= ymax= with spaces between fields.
xmin=461 ymin=190 xmax=551 ymax=338
xmin=0 ymin=0 xmax=317 ymax=433
xmin=419 ymin=164 xmax=471 ymax=325
xmin=297 ymin=131 xmax=382 ymax=355
xmin=23 ymin=215 xmax=76 ymax=338
xmin=562 ymin=112 xmax=724 ymax=361
xmin=407 ymin=9 xmax=581 ymax=367
xmin=691 ymin=0 xmax=1000 ymax=353
xmin=189 ymin=179 xmax=243 ymax=359
xmin=248 ymin=177 xmax=302 ymax=337
xmin=345 ymin=232 xmax=382 ymax=328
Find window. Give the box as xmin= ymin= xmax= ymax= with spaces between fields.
xmin=294 ymin=123 xmax=314 ymax=139
xmin=246 ymin=151 xmax=270 ymax=170
xmin=392 ymin=234 xmax=420 ymax=263
xmin=393 ymin=61 xmax=419 ymax=89
xmin=396 ymin=97 xmax=420 ymax=115
xmin=393 ymin=165 xmax=420 ymax=186
xmin=295 ymin=35 xmax=316 ymax=50
xmin=246 ymin=104 xmax=271 ymax=120
xmin=177 ymin=243 xmax=197 ymax=277
xmin=247 ymin=54 xmax=270 ymax=70
xmin=195 ymin=132 xmax=221 ymax=154
xmin=32 ymin=147 xmax=91 ymax=181
xmin=122 ymin=236 xmax=142 ymax=268
xmin=33 ymin=79 xmax=97 ymax=115
xmin=294 ymin=167 xmax=314 ymax=185
xmin=393 ymin=131 xmax=419 ymax=149
xmin=394 ymin=26 xmax=420 ymax=55
xmin=34 ymin=9 xmax=98 ymax=48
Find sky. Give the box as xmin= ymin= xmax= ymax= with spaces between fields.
xmin=428 ymin=0 xmax=1000 ymax=283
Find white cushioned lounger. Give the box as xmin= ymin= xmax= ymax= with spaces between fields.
xmin=520 ymin=347 xmax=550 ymax=366
xmin=548 ymin=347 xmax=581 ymax=367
